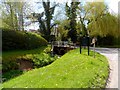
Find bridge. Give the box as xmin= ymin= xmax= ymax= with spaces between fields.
xmin=51 ymin=41 xmax=78 ymax=55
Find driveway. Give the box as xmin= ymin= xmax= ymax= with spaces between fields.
xmin=90 ymin=47 xmax=118 ymax=88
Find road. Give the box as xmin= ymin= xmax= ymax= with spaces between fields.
xmin=91 ymin=47 xmax=118 ymax=88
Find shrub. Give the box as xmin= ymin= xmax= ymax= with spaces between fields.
xmin=2 ymin=53 xmax=58 ymax=78
xmin=2 ymin=48 xmax=58 ymax=73
xmin=2 ymin=56 xmax=19 ymax=73
xmin=2 ymin=70 xmax=23 ymax=82
xmin=2 ymin=28 xmax=48 ymax=51
xmin=2 ymin=54 xmax=29 ymax=72
xmin=32 ymin=53 xmax=58 ymax=68
xmin=96 ymin=35 xmax=120 ymax=47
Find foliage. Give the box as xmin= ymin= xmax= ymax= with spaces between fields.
xmin=1 ymin=2 xmax=18 ymax=30
xmin=65 ymin=2 xmax=80 ymax=42
xmin=96 ymin=35 xmax=120 ymax=47
xmin=2 ymin=46 xmax=46 ymax=72
xmin=77 ymin=2 xmax=107 ymax=37
xmin=96 ymin=35 xmax=115 ymax=46
xmin=83 ymin=2 xmax=118 ymax=38
xmin=2 ymin=28 xmax=48 ymax=51
xmin=88 ymin=13 xmax=119 ymax=37
xmin=84 ymin=2 xmax=107 ymax=21
xmin=2 ymin=70 xmax=23 ymax=82
xmin=32 ymin=53 xmax=58 ymax=68
xmin=1 ymin=1 xmax=32 ymax=30
xmin=2 ymin=46 xmax=58 ymax=77
xmin=54 ymin=19 xmax=69 ymax=41
xmin=3 ymin=49 xmax=109 ymax=88
xmin=37 ymin=1 xmax=57 ymax=41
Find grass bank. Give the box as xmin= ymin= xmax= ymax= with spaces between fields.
xmin=2 ymin=46 xmax=58 ymax=82
xmin=2 ymin=46 xmax=46 ymax=72
xmin=2 ymin=46 xmax=46 ymax=59
xmin=3 ymin=48 xmax=109 ymax=88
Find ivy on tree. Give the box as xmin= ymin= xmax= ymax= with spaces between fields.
xmin=65 ymin=1 xmax=80 ymax=43
xmin=37 ymin=0 xmax=57 ymax=41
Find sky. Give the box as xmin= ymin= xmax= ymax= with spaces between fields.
xmin=25 ymin=0 xmax=120 ymax=30
xmin=29 ymin=0 xmax=120 ymax=14
xmin=105 ymin=0 xmax=120 ymax=14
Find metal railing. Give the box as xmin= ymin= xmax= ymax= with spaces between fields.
xmin=52 ymin=41 xmax=77 ymax=48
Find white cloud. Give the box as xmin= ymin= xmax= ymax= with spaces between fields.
xmin=106 ymin=0 xmax=120 ymax=14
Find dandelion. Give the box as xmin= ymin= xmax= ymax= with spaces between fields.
xmin=56 ymin=84 xmax=58 ymax=86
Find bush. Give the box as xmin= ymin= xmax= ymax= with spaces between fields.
xmin=2 ymin=54 xmax=28 ymax=73
xmin=2 ymin=47 xmax=58 ymax=73
xmin=96 ymin=35 xmax=120 ymax=47
xmin=2 ymin=28 xmax=48 ymax=51
xmin=2 ymin=53 xmax=58 ymax=75
xmin=2 ymin=57 xmax=19 ymax=73
xmin=96 ymin=35 xmax=114 ymax=46
xmin=2 ymin=70 xmax=23 ymax=82
xmin=32 ymin=53 xmax=58 ymax=68
xmin=2 ymin=52 xmax=58 ymax=82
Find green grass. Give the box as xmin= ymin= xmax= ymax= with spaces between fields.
xmin=2 ymin=46 xmax=47 ymax=72
xmin=2 ymin=45 xmax=58 ymax=81
xmin=3 ymin=48 xmax=109 ymax=88
xmin=2 ymin=47 xmax=46 ymax=80
xmin=2 ymin=46 xmax=46 ymax=59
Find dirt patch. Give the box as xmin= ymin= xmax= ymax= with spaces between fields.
xmin=18 ymin=60 xmax=33 ymax=71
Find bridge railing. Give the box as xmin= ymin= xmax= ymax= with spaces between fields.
xmin=52 ymin=41 xmax=76 ymax=48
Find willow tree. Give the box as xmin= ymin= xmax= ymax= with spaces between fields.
xmin=81 ymin=2 xmax=119 ymax=46
xmin=88 ymin=13 xmax=119 ymax=37
xmin=77 ymin=2 xmax=108 ymax=37
xmin=65 ymin=1 xmax=80 ymax=42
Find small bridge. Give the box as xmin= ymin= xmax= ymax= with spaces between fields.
xmin=51 ymin=41 xmax=78 ymax=55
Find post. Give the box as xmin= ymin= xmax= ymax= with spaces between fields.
xmin=87 ymin=36 xmax=90 ymax=55
xmin=80 ymin=42 xmax=82 ymax=54
xmin=80 ymin=36 xmax=82 ymax=54
xmin=92 ymin=37 xmax=97 ymax=58
xmin=51 ymin=41 xmax=54 ymax=57
xmin=93 ymin=42 xmax=95 ymax=58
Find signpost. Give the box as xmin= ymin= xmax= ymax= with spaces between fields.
xmin=80 ymin=36 xmax=90 ymax=55
xmin=79 ymin=36 xmax=82 ymax=54
xmin=92 ymin=37 xmax=97 ymax=58
xmin=87 ymin=36 xmax=90 ymax=55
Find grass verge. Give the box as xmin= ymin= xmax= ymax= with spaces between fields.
xmin=3 ymin=48 xmax=109 ymax=88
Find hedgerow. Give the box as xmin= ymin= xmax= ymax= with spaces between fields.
xmin=2 ymin=28 xmax=48 ymax=51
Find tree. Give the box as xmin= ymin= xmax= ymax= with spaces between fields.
xmin=37 ymin=0 xmax=57 ymax=41
xmin=65 ymin=1 xmax=80 ymax=42
xmin=1 ymin=1 xmax=18 ymax=30
xmin=1 ymin=0 xmax=32 ymax=30
xmin=77 ymin=2 xmax=119 ymax=46
xmin=77 ymin=2 xmax=108 ymax=37
xmin=88 ymin=13 xmax=119 ymax=37
xmin=53 ymin=19 xmax=69 ymax=41
xmin=83 ymin=2 xmax=119 ymax=38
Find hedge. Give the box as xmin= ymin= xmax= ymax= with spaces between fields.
xmin=96 ymin=35 xmax=120 ymax=47
xmin=2 ymin=28 xmax=48 ymax=51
